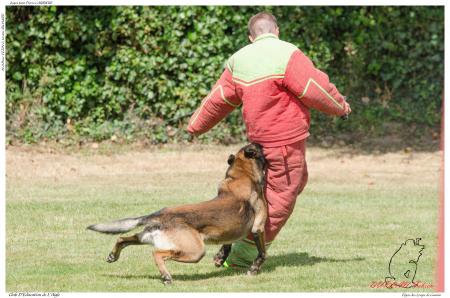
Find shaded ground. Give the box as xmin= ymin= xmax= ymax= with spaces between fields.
xmin=6 ymin=119 xmax=442 ymax=155
xmin=307 ymin=127 xmax=441 ymax=154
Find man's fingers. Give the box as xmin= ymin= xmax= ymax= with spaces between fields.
xmin=343 ymin=102 xmax=351 ymax=115
xmin=339 ymin=101 xmax=351 ymax=120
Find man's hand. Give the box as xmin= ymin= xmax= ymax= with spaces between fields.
xmin=339 ymin=97 xmax=351 ymax=120
xmin=343 ymin=101 xmax=351 ymax=115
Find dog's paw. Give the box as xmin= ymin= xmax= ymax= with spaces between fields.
xmin=214 ymin=260 xmax=223 ymax=267
xmin=213 ymin=256 xmax=225 ymax=267
xmin=246 ymin=266 xmax=260 ymax=276
xmin=106 ymin=252 xmax=117 ymax=263
xmin=162 ymin=275 xmax=173 ymax=285
xmin=246 ymin=270 xmax=258 ymax=276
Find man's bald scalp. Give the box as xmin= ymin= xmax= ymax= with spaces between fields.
xmin=248 ymin=12 xmax=278 ymax=38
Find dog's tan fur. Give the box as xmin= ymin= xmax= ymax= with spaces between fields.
xmin=87 ymin=143 xmax=267 ymax=284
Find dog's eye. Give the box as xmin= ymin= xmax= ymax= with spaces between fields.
xmin=244 ymin=148 xmax=256 ymax=159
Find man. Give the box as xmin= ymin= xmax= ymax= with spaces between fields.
xmin=187 ymin=12 xmax=351 ymax=268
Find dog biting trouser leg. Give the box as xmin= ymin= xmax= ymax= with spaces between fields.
xmin=224 ymin=139 xmax=308 ymax=269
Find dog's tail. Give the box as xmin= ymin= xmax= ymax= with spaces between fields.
xmin=86 ymin=210 xmax=162 ymax=234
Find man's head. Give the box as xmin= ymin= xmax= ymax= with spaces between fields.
xmin=247 ymin=12 xmax=279 ymax=42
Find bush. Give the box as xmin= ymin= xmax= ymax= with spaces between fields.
xmin=6 ymin=6 xmax=444 ymax=145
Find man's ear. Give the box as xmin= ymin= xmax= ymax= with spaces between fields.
xmin=244 ymin=147 xmax=256 ymax=159
xmin=249 ymin=35 xmax=254 ymax=43
xmin=274 ymin=26 xmax=280 ymax=37
xmin=227 ymin=154 xmax=235 ymax=165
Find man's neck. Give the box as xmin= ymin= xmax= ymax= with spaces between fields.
xmin=252 ymin=33 xmax=279 ymax=43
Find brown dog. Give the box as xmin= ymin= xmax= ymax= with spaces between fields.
xmin=87 ymin=143 xmax=268 ymax=285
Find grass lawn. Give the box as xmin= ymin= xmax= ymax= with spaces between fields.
xmin=6 ymin=144 xmax=440 ymax=292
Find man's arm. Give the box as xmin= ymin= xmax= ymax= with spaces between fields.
xmin=187 ymin=68 xmax=241 ymax=136
xmin=283 ymin=50 xmax=350 ymax=116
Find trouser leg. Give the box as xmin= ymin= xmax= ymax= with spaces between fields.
xmin=224 ymin=139 xmax=308 ymax=267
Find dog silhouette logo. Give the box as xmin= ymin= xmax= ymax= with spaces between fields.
xmin=385 ymin=238 xmax=425 ymax=288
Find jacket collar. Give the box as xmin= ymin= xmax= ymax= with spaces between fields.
xmin=253 ymin=33 xmax=279 ymax=42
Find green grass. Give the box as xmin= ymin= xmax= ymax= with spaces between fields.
xmin=6 ymin=145 xmax=440 ymax=292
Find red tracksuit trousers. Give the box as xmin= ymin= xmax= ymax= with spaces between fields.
xmin=259 ymin=139 xmax=308 ymax=242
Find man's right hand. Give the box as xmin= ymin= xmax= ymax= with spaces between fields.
xmin=343 ymin=101 xmax=351 ymax=115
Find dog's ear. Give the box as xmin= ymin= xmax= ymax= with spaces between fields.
xmin=244 ymin=147 xmax=257 ymax=159
xmin=227 ymin=154 xmax=235 ymax=165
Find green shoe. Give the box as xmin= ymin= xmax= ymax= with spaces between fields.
xmin=224 ymin=239 xmax=271 ymax=269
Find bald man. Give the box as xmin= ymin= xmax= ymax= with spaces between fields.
xmin=187 ymin=12 xmax=351 ymax=268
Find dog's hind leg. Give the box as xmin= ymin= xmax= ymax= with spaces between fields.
xmin=153 ymin=246 xmax=205 ymax=285
xmin=107 ymin=234 xmax=142 ymax=263
xmin=213 ymin=244 xmax=232 ymax=267
xmin=153 ymin=250 xmax=176 ymax=285
xmin=152 ymin=228 xmax=206 ymax=285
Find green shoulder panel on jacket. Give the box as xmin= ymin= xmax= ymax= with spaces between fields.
xmin=226 ymin=33 xmax=298 ymax=83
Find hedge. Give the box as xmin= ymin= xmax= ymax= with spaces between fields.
xmin=5 ymin=6 xmax=444 ymax=145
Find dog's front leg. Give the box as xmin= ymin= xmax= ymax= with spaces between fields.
xmin=213 ymin=244 xmax=232 ymax=267
xmin=247 ymin=231 xmax=266 ymax=276
xmin=247 ymin=197 xmax=267 ymax=276
xmin=107 ymin=234 xmax=142 ymax=263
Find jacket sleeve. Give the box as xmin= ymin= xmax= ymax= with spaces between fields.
xmin=187 ymin=68 xmax=241 ymax=136
xmin=283 ymin=49 xmax=347 ymax=116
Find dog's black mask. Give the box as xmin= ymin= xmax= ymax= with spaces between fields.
xmin=227 ymin=154 xmax=235 ymax=165
xmin=243 ymin=143 xmax=266 ymax=171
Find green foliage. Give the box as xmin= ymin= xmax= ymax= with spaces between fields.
xmin=6 ymin=6 xmax=444 ymax=144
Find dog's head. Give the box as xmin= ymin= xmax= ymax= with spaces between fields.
xmin=227 ymin=143 xmax=266 ymax=182
xmin=242 ymin=143 xmax=266 ymax=172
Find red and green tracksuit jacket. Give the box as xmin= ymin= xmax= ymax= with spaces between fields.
xmin=187 ymin=32 xmax=347 ymax=146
